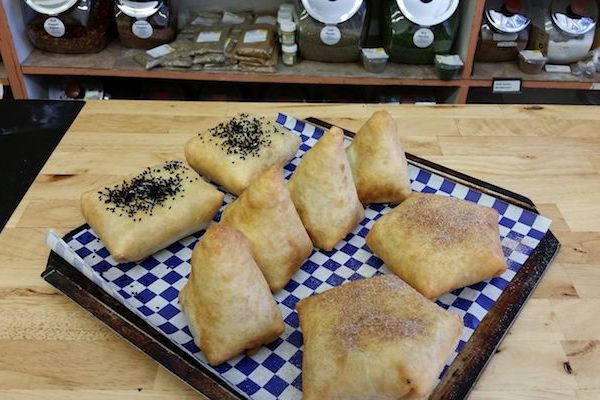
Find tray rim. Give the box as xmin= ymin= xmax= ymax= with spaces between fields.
xmin=42 ymin=117 xmax=561 ymax=400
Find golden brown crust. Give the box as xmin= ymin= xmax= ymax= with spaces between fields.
xmin=220 ymin=165 xmax=313 ymax=292
xmin=179 ymin=224 xmax=285 ymax=366
xmin=297 ymin=275 xmax=462 ymax=400
xmin=366 ymin=193 xmax=507 ymax=299
xmin=346 ymin=111 xmax=412 ymax=204
xmin=288 ymin=127 xmax=364 ymax=251
xmin=184 ymin=115 xmax=300 ymax=195
xmin=80 ymin=160 xmax=223 ymax=262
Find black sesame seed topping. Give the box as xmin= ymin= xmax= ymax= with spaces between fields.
xmin=98 ymin=160 xmax=187 ymax=220
xmin=203 ymin=114 xmax=276 ymax=159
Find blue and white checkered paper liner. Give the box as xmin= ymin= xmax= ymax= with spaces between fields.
xmin=48 ymin=113 xmax=552 ymax=400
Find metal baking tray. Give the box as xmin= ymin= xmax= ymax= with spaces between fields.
xmin=43 ymin=116 xmax=560 ymax=400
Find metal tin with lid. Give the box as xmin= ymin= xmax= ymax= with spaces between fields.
xmin=300 ymin=0 xmax=363 ymax=25
xmin=24 ymin=0 xmax=79 ymax=16
xmin=551 ymin=0 xmax=597 ymax=36
xmin=396 ymin=0 xmax=460 ymax=27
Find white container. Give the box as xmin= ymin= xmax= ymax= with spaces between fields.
xmin=282 ymin=43 xmax=298 ymax=65
xmin=529 ymin=0 xmax=598 ymax=64
xmin=281 ymin=20 xmax=297 ymax=45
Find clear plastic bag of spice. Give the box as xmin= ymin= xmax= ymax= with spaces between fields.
xmin=22 ymin=0 xmax=114 ymax=54
xmin=233 ymin=24 xmax=277 ymax=61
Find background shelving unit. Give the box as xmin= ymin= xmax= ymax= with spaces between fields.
xmin=1 ymin=0 xmax=599 ymax=103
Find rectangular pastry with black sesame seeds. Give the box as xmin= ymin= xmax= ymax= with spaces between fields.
xmin=80 ymin=160 xmax=224 ymax=263
xmin=185 ymin=114 xmax=301 ymax=196
xmin=297 ymin=275 xmax=462 ymax=400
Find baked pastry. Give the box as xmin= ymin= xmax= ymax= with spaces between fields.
xmin=80 ymin=160 xmax=223 ymax=262
xmin=297 ymin=275 xmax=462 ymax=400
xmin=179 ymin=223 xmax=285 ymax=366
xmin=367 ymin=193 xmax=507 ymax=299
xmin=346 ymin=110 xmax=412 ymax=204
xmin=220 ymin=165 xmax=313 ymax=292
xmin=288 ymin=127 xmax=364 ymax=251
xmin=185 ymin=114 xmax=300 ymax=195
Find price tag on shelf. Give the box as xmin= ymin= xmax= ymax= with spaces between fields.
xmin=492 ymin=79 xmax=522 ymax=94
xmin=590 ymin=83 xmax=600 ymax=90
xmin=545 ymin=64 xmax=571 ymax=73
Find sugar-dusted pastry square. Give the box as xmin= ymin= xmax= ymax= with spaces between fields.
xmin=220 ymin=165 xmax=313 ymax=293
xmin=346 ymin=110 xmax=412 ymax=204
xmin=80 ymin=160 xmax=223 ymax=263
xmin=288 ymin=126 xmax=364 ymax=251
xmin=185 ymin=114 xmax=300 ymax=195
xmin=179 ymin=223 xmax=285 ymax=366
xmin=297 ymin=275 xmax=462 ymax=400
xmin=367 ymin=193 xmax=507 ymax=299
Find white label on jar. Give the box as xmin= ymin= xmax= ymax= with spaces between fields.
xmin=243 ymin=29 xmax=268 ymax=43
xmin=44 ymin=17 xmax=66 ymax=38
xmin=146 ymin=44 xmax=175 ymax=58
xmin=132 ymin=20 xmax=154 ymax=39
xmin=545 ymin=64 xmax=571 ymax=73
xmin=320 ymin=25 xmax=341 ymax=46
xmin=493 ymin=33 xmax=518 ymax=42
xmin=413 ymin=28 xmax=434 ymax=49
xmin=497 ymin=41 xmax=518 ymax=48
xmin=197 ymin=31 xmax=222 ymax=43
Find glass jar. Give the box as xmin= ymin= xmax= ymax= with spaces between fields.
xmin=115 ymin=0 xmax=177 ymax=49
xmin=296 ymin=0 xmax=368 ymax=63
xmin=381 ymin=0 xmax=461 ymax=65
xmin=529 ymin=0 xmax=598 ymax=64
xmin=476 ymin=0 xmax=530 ymax=62
xmin=281 ymin=20 xmax=297 ymax=45
xmin=22 ymin=0 xmax=114 ymax=54
xmin=282 ymin=43 xmax=298 ymax=65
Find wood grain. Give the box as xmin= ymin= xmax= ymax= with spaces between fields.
xmin=1 ymin=101 xmax=598 ymax=399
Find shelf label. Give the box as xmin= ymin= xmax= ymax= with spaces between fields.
xmin=545 ymin=64 xmax=571 ymax=73
xmin=492 ymin=79 xmax=522 ymax=94
xmin=590 ymin=83 xmax=600 ymax=90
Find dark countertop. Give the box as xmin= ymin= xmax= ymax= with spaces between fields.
xmin=0 ymin=100 xmax=84 ymax=231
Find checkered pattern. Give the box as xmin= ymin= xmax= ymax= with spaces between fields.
xmin=49 ymin=114 xmax=552 ymax=400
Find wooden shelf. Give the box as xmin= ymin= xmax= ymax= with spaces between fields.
xmin=471 ymin=62 xmax=599 ymax=90
xmin=0 ymin=62 xmax=8 ymax=85
xmin=21 ymin=41 xmax=465 ymax=87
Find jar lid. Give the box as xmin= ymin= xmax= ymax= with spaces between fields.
xmin=280 ymin=20 xmax=297 ymax=32
xmin=485 ymin=0 xmax=530 ymax=34
xmin=551 ymin=0 xmax=598 ymax=35
xmin=24 ymin=0 xmax=79 ymax=16
xmin=396 ymin=0 xmax=460 ymax=27
xmin=115 ymin=0 xmax=163 ymax=19
xmin=301 ymin=0 xmax=363 ymax=24
xmin=282 ymin=43 xmax=298 ymax=52
xmin=279 ymin=3 xmax=294 ymax=13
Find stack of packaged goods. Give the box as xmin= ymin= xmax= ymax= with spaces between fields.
xmin=277 ymin=3 xmax=298 ymax=66
xmin=135 ymin=11 xmax=278 ymax=73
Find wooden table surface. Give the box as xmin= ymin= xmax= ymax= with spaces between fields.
xmin=1 ymin=101 xmax=599 ymax=400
